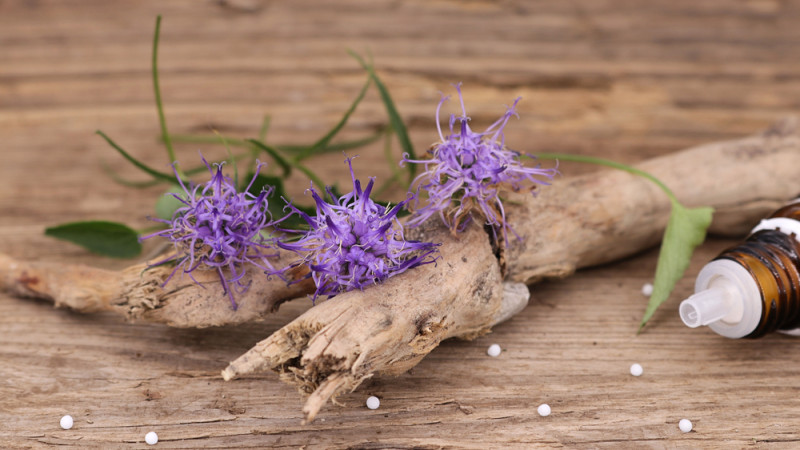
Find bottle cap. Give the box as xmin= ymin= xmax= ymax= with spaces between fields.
xmin=679 ymin=259 xmax=762 ymax=338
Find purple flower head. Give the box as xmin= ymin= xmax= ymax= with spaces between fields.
xmin=142 ymin=157 xmax=280 ymax=309
xmin=402 ymin=83 xmax=557 ymax=244
xmin=279 ymin=157 xmax=438 ymax=302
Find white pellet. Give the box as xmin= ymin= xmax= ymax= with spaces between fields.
xmin=487 ymin=344 xmax=502 ymax=357
xmin=679 ymin=419 xmax=692 ymax=433
xmin=642 ymin=283 xmax=654 ymax=297
xmin=145 ymin=431 xmax=158 ymax=445
xmin=537 ymin=403 xmax=551 ymax=417
xmin=59 ymin=415 xmax=73 ymax=430
xmin=366 ymin=396 xmax=380 ymax=410
xmin=630 ymin=363 xmax=643 ymax=377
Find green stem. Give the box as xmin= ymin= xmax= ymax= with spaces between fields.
xmin=536 ymin=153 xmax=679 ymax=204
xmin=152 ymin=16 xmax=183 ymax=177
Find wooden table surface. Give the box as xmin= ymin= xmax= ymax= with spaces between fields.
xmin=4 ymin=0 xmax=800 ymax=448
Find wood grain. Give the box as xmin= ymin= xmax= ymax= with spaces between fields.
xmin=4 ymin=0 xmax=800 ymax=447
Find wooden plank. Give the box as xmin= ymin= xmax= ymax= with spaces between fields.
xmin=3 ymin=0 xmax=800 ymax=447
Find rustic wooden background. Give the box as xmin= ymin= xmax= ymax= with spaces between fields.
xmin=4 ymin=0 xmax=800 ymax=448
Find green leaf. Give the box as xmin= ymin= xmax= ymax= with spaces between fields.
xmin=155 ymin=185 xmax=187 ymax=220
xmin=295 ymin=76 xmax=371 ymax=161
xmin=639 ymin=202 xmax=714 ymax=331
xmin=45 ymin=221 xmax=142 ymax=259
xmin=96 ymin=130 xmax=176 ymax=182
xmin=348 ymin=50 xmax=417 ymax=180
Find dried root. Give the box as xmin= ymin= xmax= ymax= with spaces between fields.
xmin=4 ymin=119 xmax=800 ymax=421
xmin=0 ymin=250 xmax=313 ymax=327
xmin=506 ymin=117 xmax=800 ymax=283
xmin=221 ymin=222 xmax=529 ymax=423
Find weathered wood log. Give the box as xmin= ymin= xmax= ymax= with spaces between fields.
xmin=3 ymin=120 xmax=797 ymax=331
xmin=0 ymin=249 xmax=313 ymax=328
xmin=222 ymin=118 xmax=800 ymax=422
xmin=2 ymin=119 xmax=800 ymax=423
xmin=505 ymin=117 xmax=800 ymax=284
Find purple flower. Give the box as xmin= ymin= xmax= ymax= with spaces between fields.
xmin=141 ymin=158 xmax=280 ymax=309
xmin=279 ymin=157 xmax=438 ymax=301
xmin=402 ymin=83 xmax=557 ymax=243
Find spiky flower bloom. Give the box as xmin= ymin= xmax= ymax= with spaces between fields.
xmin=141 ymin=158 xmax=279 ymax=309
xmin=402 ymin=83 xmax=557 ymax=243
xmin=279 ymin=158 xmax=438 ymax=301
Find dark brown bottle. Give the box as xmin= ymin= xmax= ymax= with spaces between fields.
xmin=680 ymin=200 xmax=800 ymax=338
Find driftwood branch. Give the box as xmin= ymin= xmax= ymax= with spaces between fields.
xmin=2 ymin=119 xmax=800 ymax=421
xmin=0 ymin=250 xmax=313 ymax=328
xmin=222 ymin=118 xmax=800 ymax=422
xmin=506 ymin=117 xmax=800 ymax=284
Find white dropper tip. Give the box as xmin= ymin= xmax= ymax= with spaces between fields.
xmin=681 ymin=259 xmax=761 ymax=338
xmin=679 ymin=287 xmax=730 ymax=328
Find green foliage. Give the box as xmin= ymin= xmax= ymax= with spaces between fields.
xmin=45 ymin=221 xmax=142 ymax=259
xmin=639 ymin=202 xmax=714 ymax=331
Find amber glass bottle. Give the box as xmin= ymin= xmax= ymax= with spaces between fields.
xmin=680 ymin=200 xmax=800 ymax=338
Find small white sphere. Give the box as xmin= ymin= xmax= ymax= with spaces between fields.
xmin=537 ymin=403 xmax=551 ymax=417
xmin=642 ymin=283 xmax=654 ymax=297
xmin=145 ymin=431 xmax=158 ymax=445
xmin=630 ymin=363 xmax=644 ymax=377
xmin=366 ymin=396 xmax=380 ymax=410
xmin=487 ymin=344 xmax=502 ymax=357
xmin=679 ymin=419 xmax=693 ymax=433
xmin=59 ymin=415 xmax=73 ymax=430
